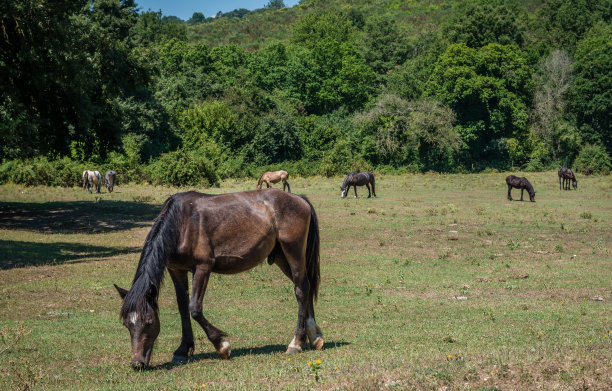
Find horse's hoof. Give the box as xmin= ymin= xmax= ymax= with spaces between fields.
xmin=286 ymin=346 xmax=302 ymax=354
xmin=217 ymin=339 xmax=231 ymax=359
xmin=172 ymin=355 xmax=189 ymax=364
xmin=310 ymin=337 xmax=324 ymax=350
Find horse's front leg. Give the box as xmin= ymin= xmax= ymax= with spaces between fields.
xmin=168 ymin=269 xmax=195 ymax=362
xmin=520 ymin=188 xmax=524 ymax=201
xmin=353 ymin=185 xmax=358 ymax=198
xmin=507 ymin=185 xmax=513 ymax=201
xmin=190 ymin=265 xmax=230 ymax=359
xmin=284 ymin=181 xmax=291 ymax=193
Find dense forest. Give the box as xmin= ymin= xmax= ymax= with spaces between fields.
xmin=1 ymin=0 xmax=611 ymax=187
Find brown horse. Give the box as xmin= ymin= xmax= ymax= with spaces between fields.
xmin=114 ymin=189 xmax=322 ymax=368
xmin=82 ymin=170 xmax=101 ymax=193
xmin=257 ymin=170 xmax=291 ymax=192
xmin=558 ymin=168 xmax=577 ymax=190
xmin=506 ymin=175 xmax=536 ymax=202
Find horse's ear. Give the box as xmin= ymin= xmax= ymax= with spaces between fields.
xmin=114 ymin=284 xmax=128 ymax=300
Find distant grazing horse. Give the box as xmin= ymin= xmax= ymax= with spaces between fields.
xmin=82 ymin=170 xmax=101 ymax=193
xmin=558 ymin=168 xmax=577 ymax=190
xmin=105 ymin=170 xmax=116 ymax=193
xmin=341 ymin=172 xmax=376 ymax=198
xmin=114 ymin=189 xmax=322 ymax=368
xmin=506 ymin=175 xmax=536 ymax=202
xmin=257 ymin=170 xmax=291 ymax=192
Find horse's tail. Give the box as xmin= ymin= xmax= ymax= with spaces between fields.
xmin=370 ymin=172 xmax=375 ymax=194
xmin=257 ymin=173 xmax=264 ymax=189
xmin=299 ymin=195 xmax=320 ymax=304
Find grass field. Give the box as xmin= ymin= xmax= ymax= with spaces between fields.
xmin=0 ymin=172 xmax=610 ymax=390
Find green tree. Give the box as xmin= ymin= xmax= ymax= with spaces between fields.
xmin=252 ymin=110 xmax=303 ymax=164
xmin=535 ymin=0 xmax=611 ymax=52
xmin=354 ymin=94 xmax=459 ymax=171
xmin=426 ymin=43 xmax=534 ymax=167
xmin=287 ymin=11 xmax=375 ymax=114
xmin=176 ymin=100 xmax=237 ymax=151
xmin=130 ymin=10 xmax=187 ymax=46
xmin=445 ymin=3 xmax=525 ymax=48
xmin=570 ymin=23 xmax=612 ymax=154
xmin=359 ymin=15 xmax=408 ymax=81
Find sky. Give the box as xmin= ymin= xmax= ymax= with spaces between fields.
xmin=135 ymin=0 xmax=301 ymax=20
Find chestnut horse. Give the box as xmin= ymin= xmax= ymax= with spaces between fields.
xmin=506 ymin=175 xmax=536 ymax=202
xmin=341 ymin=172 xmax=376 ymax=198
xmin=114 ymin=189 xmax=322 ymax=368
xmin=558 ymin=168 xmax=577 ymax=190
xmin=257 ymin=170 xmax=291 ymax=192
xmin=82 ymin=170 xmax=101 ymax=193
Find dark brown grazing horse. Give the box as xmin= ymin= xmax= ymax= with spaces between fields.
xmin=558 ymin=168 xmax=577 ymax=190
xmin=114 ymin=189 xmax=322 ymax=368
xmin=257 ymin=170 xmax=291 ymax=192
xmin=105 ymin=170 xmax=116 ymax=193
xmin=341 ymin=172 xmax=376 ymax=198
xmin=506 ymin=175 xmax=536 ymax=202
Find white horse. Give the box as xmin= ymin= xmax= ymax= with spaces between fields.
xmin=82 ymin=170 xmax=102 ymax=193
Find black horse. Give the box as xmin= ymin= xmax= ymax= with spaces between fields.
xmin=340 ymin=172 xmax=376 ymax=198
xmin=558 ymin=168 xmax=577 ymax=190
xmin=105 ymin=170 xmax=116 ymax=193
xmin=506 ymin=175 xmax=536 ymax=202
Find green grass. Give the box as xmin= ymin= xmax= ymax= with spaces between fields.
xmin=0 ymin=172 xmax=610 ymax=390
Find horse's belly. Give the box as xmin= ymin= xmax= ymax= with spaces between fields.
xmin=211 ymin=237 xmax=276 ymax=274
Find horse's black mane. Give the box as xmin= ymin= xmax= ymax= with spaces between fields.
xmin=120 ymin=195 xmax=181 ymax=319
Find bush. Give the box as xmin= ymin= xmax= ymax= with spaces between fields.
xmin=573 ymin=144 xmax=611 ymax=175
xmin=53 ymin=157 xmax=83 ymax=187
xmin=147 ymin=148 xmax=219 ymax=187
xmin=0 ymin=157 xmax=85 ymax=187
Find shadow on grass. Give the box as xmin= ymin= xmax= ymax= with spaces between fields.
xmin=150 ymin=341 xmax=350 ymax=370
xmin=0 ymin=200 xmax=161 ymax=234
xmin=0 ymin=239 xmax=141 ymax=269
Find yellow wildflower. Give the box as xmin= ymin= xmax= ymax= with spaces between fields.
xmin=316 ymin=359 xmax=321 ymax=365
xmin=308 ymin=361 xmax=313 ymax=366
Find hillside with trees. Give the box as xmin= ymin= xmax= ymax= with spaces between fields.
xmin=1 ymin=0 xmax=610 ymax=187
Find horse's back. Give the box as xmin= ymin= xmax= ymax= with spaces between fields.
xmin=172 ymin=189 xmax=310 ymax=272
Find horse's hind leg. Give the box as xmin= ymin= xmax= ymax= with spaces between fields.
xmin=276 ymin=243 xmax=310 ymax=353
xmin=189 ymin=265 xmax=231 ymax=359
xmin=520 ymin=188 xmax=524 ymax=201
xmin=366 ymin=183 xmax=371 ymax=198
xmin=169 ymin=269 xmax=195 ymax=362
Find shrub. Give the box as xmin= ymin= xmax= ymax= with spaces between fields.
xmin=52 ymin=157 xmax=83 ymax=187
xmin=147 ymin=148 xmax=219 ymax=187
xmin=0 ymin=157 xmax=56 ymax=186
xmin=573 ymin=144 xmax=611 ymax=175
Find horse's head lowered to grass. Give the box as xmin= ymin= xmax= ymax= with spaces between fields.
xmin=114 ymin=283 xmax=160 ymax=368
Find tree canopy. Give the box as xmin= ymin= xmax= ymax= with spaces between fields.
xmin=1 ymin=0 xmax=611 ymax=184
